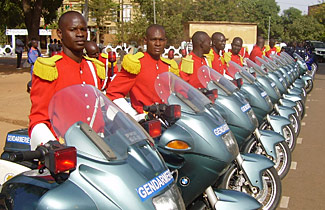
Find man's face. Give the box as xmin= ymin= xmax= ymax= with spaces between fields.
xmin=86 ymin=45 xmax=99 ymax=59
xmin=201 ymin=35 xmax=212 ymax=54
xmin=213 ymin=35 xmax=226 ymax=51
xmin=257 ymin=38 xmax=265 ymax=48
xmin=269 ymin=39 xmax=275 ymax=48
xmin=57 ymin=15 xmax=87 ymax=52
xmin=145 ymin=28 xmax=167 ymax=59
xmin=31 ymin=40 xmax=38 ymax=48
xmin=231 ymin=39 xmax=242 ymax=55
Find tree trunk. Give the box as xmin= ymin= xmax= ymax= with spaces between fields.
xmin=22 ymin=0 xmax=43 ymax=41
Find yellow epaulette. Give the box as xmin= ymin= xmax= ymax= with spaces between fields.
xmin=160 ymin=57 xmax=180 ymax=76
xmin=33 ymin=55 xmax=63 ymax=81
xmin=223 ymin=52 xmax=232 ymax=64
xmin=84 ymin=56 xmax=106 ymax=80
xmin=180 ymin=55 xmax=194 ymax=74
xmin=121 ymin=52 xmax=144 ymax=75
xmin=100 ymin=53 xmax=108 ymax=59
xmin=275 ymin=46 xmax=281 ymax=53
xmin=204 ymin=49 xmax=214 ymax=67
xmin=265 ymin=45 xmax=271 ymax=52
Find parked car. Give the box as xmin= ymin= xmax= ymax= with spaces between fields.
xmin=306 ymin=40 xmax=325 ymax=62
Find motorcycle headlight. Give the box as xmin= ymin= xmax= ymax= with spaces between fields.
xmin=152 ymin=183 xmax=185 ymax=210
xmin=221 ymin=131 xmax=239 ymax=156
xmin=247 ymin=109 xmax=259 ymax=128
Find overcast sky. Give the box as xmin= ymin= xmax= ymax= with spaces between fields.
xmin=275 ymin=0 xmax=323 ymax=14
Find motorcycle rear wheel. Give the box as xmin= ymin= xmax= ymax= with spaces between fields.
xmin=219 ymin=165 xmax=281 ymax=210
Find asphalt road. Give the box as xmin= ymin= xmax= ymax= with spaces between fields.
xmin=277 ymin=63 xmax=325 ymax=209
xmin=0 ymin=57 xmax=324 ymax=209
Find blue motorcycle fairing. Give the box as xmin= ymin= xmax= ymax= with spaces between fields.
xmin=283 ymin=93 xmax=302 ymax=102
xmin=240 ymin=153 xmax=274 ymax=190
xmin=214 ymin=189 xmax=261 ymax=210
xmin=268 ymin=115 xmax=291 ymax=136
xmin=279 ymin=99 xmax=296 ymax=109
xmin=258 ymin=130 xmax=285 ymax=160
xmin=277 ymin=105 xmax=296 ymax=119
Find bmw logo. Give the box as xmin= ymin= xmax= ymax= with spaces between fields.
xmin=180 ymin=176 xmax=190 ymax=186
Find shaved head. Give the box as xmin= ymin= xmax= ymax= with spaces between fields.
xmin=56 ymin=11 xmax=88 ymax=62
xmin=85 ymin=41 xmax=100 ymax=59
xmin=146 ymin=24 xmax=165 ymax=38
xmin=58 ymin=11 xmax=87 ymax=30
xmin=192 ymin=31 xmax=209 ymax=47
xmin=211 ymin=32 xmax=224 ymax=41
xmin=257 ymin=36 xmax=265 ymax=48
xmin=192 ymin=31 xmax=211 ymax=55
xmin=212 ymin=32 xmax=226 ymax=51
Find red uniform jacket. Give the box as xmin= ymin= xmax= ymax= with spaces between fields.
xmin=266 ymin=47 xmax=279 ymax=58
xmin=211 ymin=49 xmax=226 ymax=75
xmin=249 ymin=45 xmax=264 ymax=62
xmin=179 ymin=52 xmax=209 ymax=89
xmin=106 ymin=52 xmax=170 ymax=114
xmin=29 ymin=52 xmax=103 ymax=136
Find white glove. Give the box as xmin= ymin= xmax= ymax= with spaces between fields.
xmin=113 ymin=98 xmax=146 ymax=122
xmin=30 ymin=123 xmax=56 ymax=150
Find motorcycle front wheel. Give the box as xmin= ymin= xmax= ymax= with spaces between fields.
xmin=305 ymin=79 xmax=313 ymax=94
xmin=289 ymin=113 xmax=301 ymax=137
xmin=219 ymin=165 xmax=281 ymax=210
xmin=245 ymin=140 xmax=291 ymax=179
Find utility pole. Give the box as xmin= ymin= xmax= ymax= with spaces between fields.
xmin=268 ymin=16 xmax=271 ymax=45
xmin=153 ymin=0 xmax=156 ymax=24
xmin=83 ymin=0 xmax=89 ymax=23
xmin=121 ymin=0 xmax=124 ymax=43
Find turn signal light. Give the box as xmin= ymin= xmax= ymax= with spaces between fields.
xmin=45 ymin=146 xmax=77 ymax=174
xmin=166 ymin=140 xmax=190 ymax=150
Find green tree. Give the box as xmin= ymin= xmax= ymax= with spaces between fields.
xmin=116 ymin=0 xmax=192 ymax=46
xmin=0 ymin=0 xmax=63 ymax=40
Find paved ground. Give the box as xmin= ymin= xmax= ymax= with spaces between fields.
xmin=0 ymin=57 xmax=324 ymax=209
xmin=277 ymin=63 xmax=325 ymax=209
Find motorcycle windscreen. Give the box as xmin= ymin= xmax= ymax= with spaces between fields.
xmin=256 ymin=56 xmax=276 ymax=72
xmin=281 ymin=52 xmax=295 ymax=63
xmin=228 ymin=61 xmax=256 ymax=84
xmin=293 ymin=52 xmax=304 ymax=62
xmin=155 ymin=72 xmax=211 ymax=114
xmin=246 ymin=59 xmax=267 ymax=76
xmin=48 ymin=84 xmax=148 ymax=161
xmin=263 ymin=55 xmax=280 ymax=69
xmin=197 ymin=65 xmax=238 ymax=94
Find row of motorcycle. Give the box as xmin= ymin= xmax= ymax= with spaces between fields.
xmin=0 ymin=52 xmax=316 ymax=210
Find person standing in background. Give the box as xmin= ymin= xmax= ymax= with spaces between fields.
xmin=48 ymin=39 xmax=54 ymax=57
xmin=15 ymin=37 xmax=24 ymax=69
xmin=28 ymin=38 xmax=41 ymax=77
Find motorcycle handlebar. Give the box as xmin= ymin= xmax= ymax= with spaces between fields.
xmin=9 ymin=150 xmax=42 ymax=162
